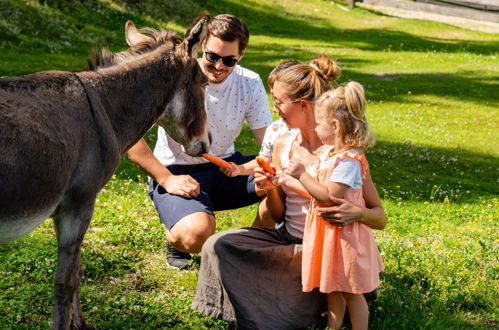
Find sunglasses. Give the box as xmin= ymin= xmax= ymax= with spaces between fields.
xmin=204 ymin=51 xmax=239 ymax=67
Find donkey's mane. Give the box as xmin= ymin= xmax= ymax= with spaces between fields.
xmin=88 ymin=28 xmax=181 ymax=70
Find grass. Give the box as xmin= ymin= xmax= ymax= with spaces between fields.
xmin=0 ymin=0 xmax=498 ymax=328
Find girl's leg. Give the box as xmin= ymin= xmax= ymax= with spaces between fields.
xmin=326 ymin=292 xmax=346 ymax=329
xmin=343 ymin=293 xmax=369 ymax=330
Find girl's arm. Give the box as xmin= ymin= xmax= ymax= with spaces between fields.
xmin=274 ymin=171 xmax=311 ymax=198
xmin=296 ymin=171 xmax=331 ymax=204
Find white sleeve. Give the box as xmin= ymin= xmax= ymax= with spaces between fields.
xmin=329 ymin=158 xmax=362 ymax=190
xmin=259 ymin=124 xmax=276 ymax=157
xmin=245 ymin=77 xmax=272 ymax=130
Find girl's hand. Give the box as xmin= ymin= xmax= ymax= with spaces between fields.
xmin=254 ymin=166 xmax=277 ymax=191
xmin=286 ymin=158 xmax=306 ymax=180
xmin=220 ymin=162 xmax=240 ymax=177
xmin=272 ymin=169 xmax=292 ymax=187
xmin=316 ymin=196 xmax=364 ymax=226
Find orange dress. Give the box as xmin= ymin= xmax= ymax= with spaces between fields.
xmin=302 ymin=148 xmax=384 ymax=294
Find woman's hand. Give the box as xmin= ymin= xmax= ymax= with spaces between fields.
xmin=254 ymin=166 xmax=277 ymax=191
xmin=316 ymin=196 xmax=364 ymax=226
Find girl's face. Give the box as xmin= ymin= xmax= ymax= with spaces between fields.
xmin=271 ymin=81 xmax=302 ymax=128
xmin=314 ymin=105 xmax=337 ymax=145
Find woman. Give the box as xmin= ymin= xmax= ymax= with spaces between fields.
xmin=192 ymin=55 xmax=386 ymax=329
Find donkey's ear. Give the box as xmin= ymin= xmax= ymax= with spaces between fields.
xmin=183 ymin=11 xmax=210 ymax=58
xmin=125 ymin=20 xmax=153 ymax=47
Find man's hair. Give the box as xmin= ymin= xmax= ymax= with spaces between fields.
xmin=206 ymin=14 xmax=249 ymax=53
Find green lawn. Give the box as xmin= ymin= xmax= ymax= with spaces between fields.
xmin=0 ymin=0 xmax=498 ymax=328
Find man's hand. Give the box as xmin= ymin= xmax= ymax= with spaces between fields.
xmin=159 ymin=175 xmax=200 ymax=198
xmin=220 ymin=162 xmax=241 ymax=177
xmin=316 ymin=196 xmax=364 ymax=226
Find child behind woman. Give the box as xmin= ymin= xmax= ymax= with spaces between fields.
xmin=287 ymin=82 xmax=384 ymax=329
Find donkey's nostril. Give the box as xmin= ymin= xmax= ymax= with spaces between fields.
xmin=208 ymin=131 xmax=213 ymax=145
xmin=200 ymin=141 xmax=209 ymax=154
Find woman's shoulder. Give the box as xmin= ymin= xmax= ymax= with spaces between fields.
xmin=274 ymin=131 xmax=297 ymax=147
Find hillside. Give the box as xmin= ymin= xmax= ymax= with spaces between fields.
xmin=1 ymin=0 xmax=498 ymax=328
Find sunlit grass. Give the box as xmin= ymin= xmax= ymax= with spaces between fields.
xmin=0 ymin=0 xmax=498 ymax=328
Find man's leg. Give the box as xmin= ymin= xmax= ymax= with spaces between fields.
xmin=149 ymin=176 xmax=216 ymax=269
xmin=166 ymin=211 xmax=216 ymax=253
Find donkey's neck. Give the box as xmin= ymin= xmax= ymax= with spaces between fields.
xmin=81 ymin=52 xmax=182 ymax=154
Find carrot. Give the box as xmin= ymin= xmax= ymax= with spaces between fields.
xmin=256 ymin=156 xmax=276 ymax=175
xmin=202 ymin=153 xmax=232 ymax=169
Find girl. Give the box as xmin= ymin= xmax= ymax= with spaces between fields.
xmin=287 ymin=82 xmax=384 ymax=330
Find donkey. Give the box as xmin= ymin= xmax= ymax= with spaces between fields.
xmin=0 ymin=12 xmax=211 ymax=329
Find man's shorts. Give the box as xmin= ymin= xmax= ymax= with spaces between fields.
xmin=149 ymin=152 xmax=261 ymax=230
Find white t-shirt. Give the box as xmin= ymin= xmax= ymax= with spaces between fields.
xmin=154 ymin=64 xmax=272 ymax=166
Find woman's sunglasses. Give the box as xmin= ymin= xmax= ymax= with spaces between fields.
xmin=204 ymin=51 xmax=239 ymax=67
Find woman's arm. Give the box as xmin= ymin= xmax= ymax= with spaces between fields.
xmin=316 ymin=169 xmax=387 ymax=230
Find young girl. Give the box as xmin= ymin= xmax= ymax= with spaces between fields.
xmin=287 ymin=82 xmax=384 ymax=330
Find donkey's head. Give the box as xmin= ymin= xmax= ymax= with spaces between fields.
xmin=91 ymin=12 xmax=211 ymax=156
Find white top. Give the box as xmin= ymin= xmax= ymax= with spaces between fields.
xmin=154 ymin=64 xmax=273 ymax=166
xmin=279 ymin=131 xmax=318 ymax=239
xmin=320 ymin=148 xmax=362 ymax=190
xmin=259 ymin=118 xmax=299 ymax=158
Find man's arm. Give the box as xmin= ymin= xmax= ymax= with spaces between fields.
xmin=252 ymin=126 xmax=267 ymax=145
xmin=127 ymin=138 xmax=200 ymax=198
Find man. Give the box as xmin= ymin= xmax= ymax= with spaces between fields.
xmin=127 ymin=14 xmax=272 ymax=269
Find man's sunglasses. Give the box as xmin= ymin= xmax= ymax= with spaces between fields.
xmin=204 ymin=51 xmax=239 ymax=67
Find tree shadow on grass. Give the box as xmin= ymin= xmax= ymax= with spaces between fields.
xmin=2 ymin=0 xmax=498 ymax=74
xmin=233 ymin=124 xmax=498 ymax=205
xmin=367 ymin=139 xmax=498 ymax=204
xmin=244 ymin=42 xmax=498 ymax=107
xmin=2 ymin=1 xmax=497 ymax=108
xmin=191 ymin=0 xmax=499 ymax=55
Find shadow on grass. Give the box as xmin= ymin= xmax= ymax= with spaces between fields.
xmin=366 ymin=139 xmax=499 ymax=204
xmin=190 ymin=0 xmax=499 ymax=54
xmin=233 ymin=124 xmax=498 ymax=204
xmin=245 ymin=42 xmax=498 ymax=107
xmin=2 ymin=1 xmax=497 ymax=107
xmin=116 ymin=123 xmax=498 ymax=207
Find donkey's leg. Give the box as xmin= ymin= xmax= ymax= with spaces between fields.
xmin=70 ymin=264 xmax=95 ymax=329
xmin=52 ymin=200 xmax=95 ymax=330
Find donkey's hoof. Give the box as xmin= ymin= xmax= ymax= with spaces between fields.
xmin=71 ymin=322 xmax=95 ymax=330
xmin=83 ymin=323 xmax=95 ymax=330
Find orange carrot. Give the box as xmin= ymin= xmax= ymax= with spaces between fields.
xmin=202 ymin=153 xmax=232 ymax=169
xmin=256 ymin=156 xmax=276 ymax=175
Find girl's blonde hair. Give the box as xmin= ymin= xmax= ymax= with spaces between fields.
xmin=269 ymin=54 xmax=341 ymax=101
xmin=315 ymin=81 xmax=375 ymax=150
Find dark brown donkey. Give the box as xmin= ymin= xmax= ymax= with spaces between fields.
xmin=0 ymin=12 xmax=211 ymax=329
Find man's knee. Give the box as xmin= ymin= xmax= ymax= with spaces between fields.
xmin=168 ymin=212 xmax=215 ymax=253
